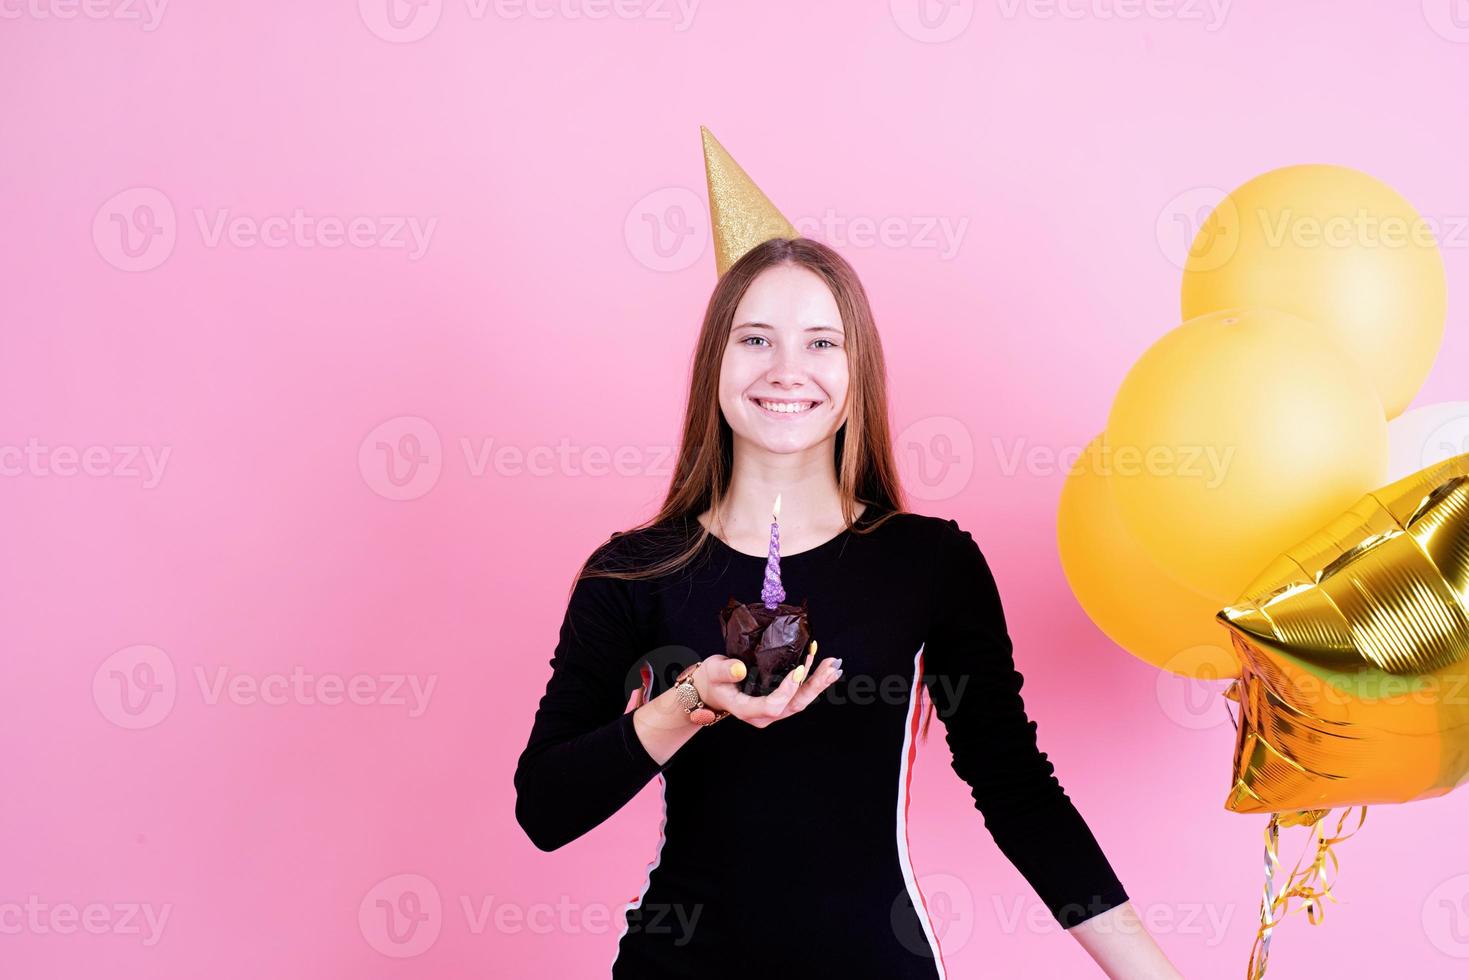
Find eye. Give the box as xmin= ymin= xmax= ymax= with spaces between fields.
xmin=740 ymin=336 xmax=770 ymax=347
xmin=812 ymin=338 xmax=838 ymax=349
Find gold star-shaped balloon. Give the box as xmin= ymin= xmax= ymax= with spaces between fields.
xmin=1218 ymin=452 xmax=1469 ymax=815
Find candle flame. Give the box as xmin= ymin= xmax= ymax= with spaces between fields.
xmin=773 ymin=493 xmax=781 ymax=520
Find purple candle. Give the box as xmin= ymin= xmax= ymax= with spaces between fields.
xmin=720 ymin=492 xmax=811 ymax=697
xmin=760 ymin=493 xmax=784 ymax=609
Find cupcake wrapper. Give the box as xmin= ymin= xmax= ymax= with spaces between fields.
xmin=720 ymin=596 xmax=811 ymax=698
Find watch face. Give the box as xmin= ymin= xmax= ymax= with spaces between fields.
xmin=675 ymin=681 xmax=699 ymax=711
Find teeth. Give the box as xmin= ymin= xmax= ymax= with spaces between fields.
xmin=757 ymin=399 xmax=816 ymax=414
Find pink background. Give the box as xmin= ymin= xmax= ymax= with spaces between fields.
xmin=4 ymin=1 xmax=1469 ymax=977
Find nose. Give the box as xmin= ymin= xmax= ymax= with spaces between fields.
xmin=764 ymin=344 xmax=806 ymax=388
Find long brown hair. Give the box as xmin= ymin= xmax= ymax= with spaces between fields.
xmin=577 ymin=237 xmax=938 ymax=738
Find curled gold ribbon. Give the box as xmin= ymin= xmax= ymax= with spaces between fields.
xmin=1245 ymin=806 xmax=1368 ymax=979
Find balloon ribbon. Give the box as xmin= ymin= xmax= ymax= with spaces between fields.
xmin=1245 ymin=805 xmax=1368 ymax=978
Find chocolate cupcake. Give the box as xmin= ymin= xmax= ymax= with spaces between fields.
xmin=720 ymin=596 xmax=811 ymax=697
xmin=714 ymin=493 xmax=813 ymax=697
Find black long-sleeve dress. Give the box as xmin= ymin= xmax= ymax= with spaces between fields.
xmin=514 ymin=506 xmax=1128 ymax=978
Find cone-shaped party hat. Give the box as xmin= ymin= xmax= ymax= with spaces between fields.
xmin=701 ymin=126 xmax=798 ymax=277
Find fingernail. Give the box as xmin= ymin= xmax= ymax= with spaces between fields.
xmin=832 ymin=658 xmax=843 ymax=669
xmin=731 ymin=661 xmax=747 ymax=681
xmin=792 ymin=665 xmax=807 ymax=684
xmin=809 ymin=639 xmax=818 ymax=656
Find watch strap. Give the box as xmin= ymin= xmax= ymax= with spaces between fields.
xmin=674 ymin=662 xmax=728 ymax=726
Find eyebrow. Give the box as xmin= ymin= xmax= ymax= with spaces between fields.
xmin=732 ymin=322 xmax=845 ymax=335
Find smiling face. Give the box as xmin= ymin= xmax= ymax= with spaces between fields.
xmin=718 ymin=262 xmax=850 ymax=455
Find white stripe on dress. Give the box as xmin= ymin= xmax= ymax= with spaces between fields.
xmin=897 ymin=643 xmax=948 ymax=977
xmin=610 ymin=663 xmax=668 ymax=976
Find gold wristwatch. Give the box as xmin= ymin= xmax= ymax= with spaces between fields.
xmin=673 ymin=661 xmax=729 ymax=727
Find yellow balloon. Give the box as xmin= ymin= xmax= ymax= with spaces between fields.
xmin=1058 ymin=435 xmax=1240 ymax=679
xmin=1105 ymin=309 xmax=1388 ymax=598
xmin=1182 ymin=164 xmax=1446 ymax=420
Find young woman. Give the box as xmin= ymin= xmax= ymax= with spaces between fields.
xmin=514 ymin=238 xmax=1182 ymax=978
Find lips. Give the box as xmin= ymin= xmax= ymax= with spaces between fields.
xmin=751 ymin=397 xmax=821 ymax=418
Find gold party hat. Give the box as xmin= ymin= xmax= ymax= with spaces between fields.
xmin=701 ymin=126 xmax=798 ymax=277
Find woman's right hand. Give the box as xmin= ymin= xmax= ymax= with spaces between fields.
xmin=694 ymin=643 xmax=843 ymax=730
